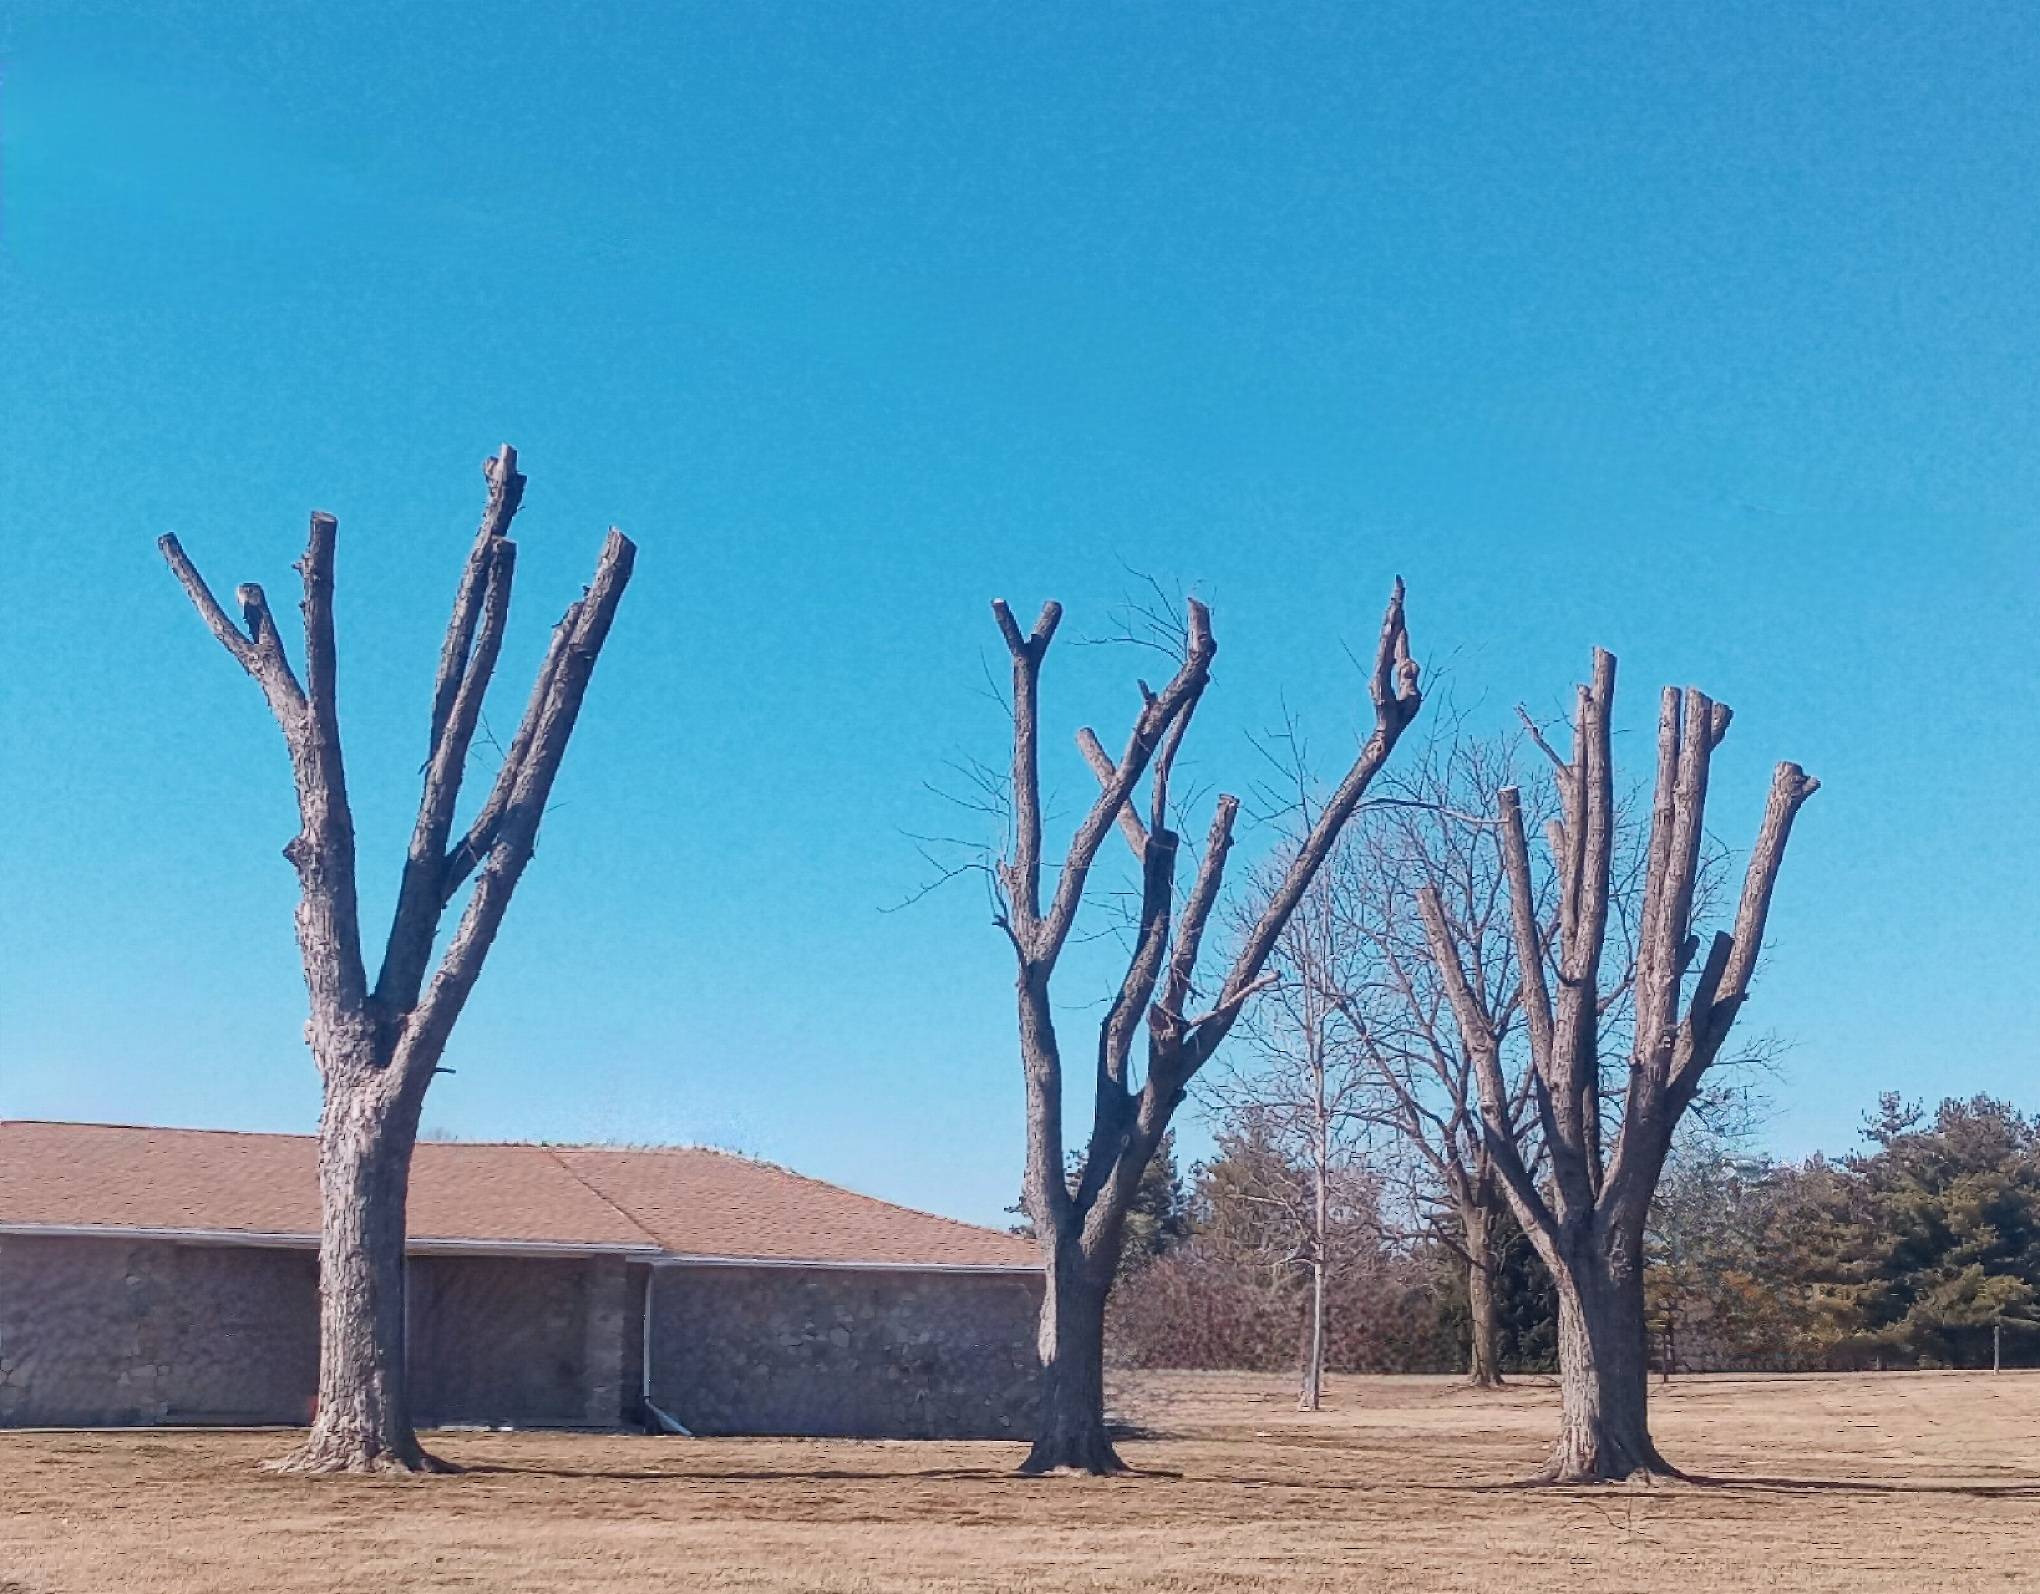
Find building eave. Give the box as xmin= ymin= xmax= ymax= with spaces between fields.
xmin=652 ymin=1252 xmax=1041 ymax=1276
xmin=0 ymin=1223 xmax=1038 ymax=1273
xmin=0 ymin=1223 xmax=662 ymax=1260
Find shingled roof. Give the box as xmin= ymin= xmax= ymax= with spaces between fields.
xmin=0 ymin=1122 xmax=1036 ymax=1272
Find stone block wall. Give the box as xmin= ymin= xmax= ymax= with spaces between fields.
xmin=649 ymin=1265 xmax=1043 ymax=1439
xmin=0 ymin=1235 xmax=316 ymax=1426
xmin=1 ymin=1239 xmax=1043 ymax=1438
xmin=409 ymin=1253 xmax=633 ymax=1428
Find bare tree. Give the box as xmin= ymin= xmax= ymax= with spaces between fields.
xmin=1417 ymin=650 xmax=1817 ymax=1481
xmin=1211 ymin=877 xmax=1376 ymax=1410
xmin=159 ymin=448 xmax=634 ymax=1474
xmin=1314 ymin=732 xmax=1558 ymax=1390
xmin=990 ymin=582 xmax=1421 ymax=1473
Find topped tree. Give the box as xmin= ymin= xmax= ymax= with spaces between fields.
xmin=160 ymin=447 xmax=634 ymax=1474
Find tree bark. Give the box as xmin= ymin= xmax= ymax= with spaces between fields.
xmin=1537 ymin=1228 xmax=1670 ymax=1483
xmin=275 ymin=1066 xmax=441 ymax=1474
xmin=1464 ymin=1199 xmax=1503 ymax=1389
xmin=1022 ymin=1241 xmax=1121 ymax=1474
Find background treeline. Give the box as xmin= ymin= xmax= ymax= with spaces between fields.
xmin=1106 ymin=1093 xmax=2040 ymax=1376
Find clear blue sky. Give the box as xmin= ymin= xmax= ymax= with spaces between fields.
xmin=2 ymin=3 xmax=2034 ymax=1228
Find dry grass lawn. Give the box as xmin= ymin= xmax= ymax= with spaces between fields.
xmin=3 ymin=1371 xmax=2037 ymax=1592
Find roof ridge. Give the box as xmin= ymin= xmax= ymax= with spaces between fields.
xmin=535 ymin=1145 xmax=663 ymax=1251
xmin=0 ymin=1119 xmax=313 ymax=1141
xmin=560 ymin=1142 xmax=1027 ymax=1246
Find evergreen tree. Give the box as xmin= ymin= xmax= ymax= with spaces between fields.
xmin=1833 ymin=1094 xmax=2040 ymax=1367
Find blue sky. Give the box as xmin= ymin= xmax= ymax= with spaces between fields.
xmin=1 ymin=2 xmax=2035 ymax=1228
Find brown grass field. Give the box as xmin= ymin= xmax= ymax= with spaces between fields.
xmin=2 ymin=1370 xmax=2036 ymax=1592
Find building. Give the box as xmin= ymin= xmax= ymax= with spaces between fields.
xmin=0 ymin=1121 xmax=1042 ymax=1437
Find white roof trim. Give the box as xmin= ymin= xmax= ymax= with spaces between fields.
xmin=653 ymin=1252 xmax=1041 ymax=1276
xmin=0 ymin=1223 xmax=1036 ymax=1273
xmin=0 ymin=1223 xmax=661 ymax=1260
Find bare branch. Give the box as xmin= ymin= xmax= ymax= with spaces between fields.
xmin=1713 ymin=762 xmax=1821 ymax=1014
xmin=162 ymin=515 xmax=367 ymax=1036
xmin=1160 ymin=795 xmax=1241 ymax=1024
xmin=399 ymin=529 xmax=636 ymax=1075
xmin=1196 ymin=581 xmax=1420 ymax=1062
xmin=992 ymin=598 xmax=1067 ymax=939
xmin=1076 ymin=727 xmax=1149 ymax=854
xmin=442 ymin=612 xmax=570 ymax=904
xmin=1030 ymin=599 xmax=1214 ymax=966
xmin=379 ymin=452 xmax=527 ymax=1008
xmin=426 ymin=445 xmax=525 ymax=754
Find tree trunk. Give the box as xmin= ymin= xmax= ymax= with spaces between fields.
xmin=1466 ymin=1260 xmax=1502 ymax=1389
xmin=1539 ymin=1235 xmax=1672 ymax=1483
xmin=270 ymin=1069 xmax=443 ymax=1475
xmin=1464 ymin=1198 xmax=1503 ymax=1389
xmin=1021 ymin=1238 xmax=1121 ymax=1474
xmin=1298 ymin=1094 xmax=1328 ymax=1412
xmin=1298 ymin=1252 xmax=1325 ymax=1411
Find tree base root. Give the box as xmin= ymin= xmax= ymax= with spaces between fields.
xmin=264 ymin=1437 xmax=456 ymax=1478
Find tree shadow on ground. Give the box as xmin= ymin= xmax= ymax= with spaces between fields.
xmin=1457 ymin=1471 xmax=2040 ymax=1499
xmin=458 ymin=1461 xmax=1189 ymax=1484
xmin=1681 ymin=1472 xmax=2040 ymax=1500
xmin=458 ymin=1464 xmax=1009 ymax=1483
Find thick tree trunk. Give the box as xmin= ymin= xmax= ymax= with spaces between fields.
xmin=270 ymin=1071 xmax=442 ymax=1475
xmin=1538 ymin=1236 xmax=1672 ymax=1483
xmin=1021 ymin=1239 xmax=1121 ymax=1475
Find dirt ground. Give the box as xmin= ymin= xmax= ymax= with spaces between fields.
xmin=1 ymin=1370 xmax=2036 ymax=1593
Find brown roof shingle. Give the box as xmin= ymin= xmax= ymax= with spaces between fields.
xmin=553 ymin=1145 xmax=1036 ymax=1269
xmin=0 ymin=1121 xmax=1035 ymax=1271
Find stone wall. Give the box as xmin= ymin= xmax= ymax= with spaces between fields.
xmin=408 ymin=1253 xmax=632 ymax=1428
xmin=1 ymin=1239 xmax=1043 ymax=1438
xmin=0 ymin=1235 xmax=316 ymax=1426
xmin=649 ymin=1265 xmax=1043 ymax=1439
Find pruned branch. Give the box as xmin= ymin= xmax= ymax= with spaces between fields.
xmin=1185 ymin=580 xmax=1420 ymax=1070
xmin=397 ymin=529 xmax=636 ymax=1076
xmin=1416 ymin=883 xmax=1557 ymax=1242
xmin=161 ymin=514 xmax=367 ymax=1031
xmin=997 ymin=596 xmax=1212 ymax=969
xmin=379 ymin=450 xmax=526 ymax=1009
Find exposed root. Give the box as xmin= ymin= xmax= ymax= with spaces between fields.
xmin=264 ymin=1435 xmax=456 ymax=1478
xmin=1526 ymin=1439 xmax=1687 ymax=1486
xmin=1017 ymin=1432 xmax=1128 ymax=1477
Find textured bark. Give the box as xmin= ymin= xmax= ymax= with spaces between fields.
xmin=162 ymin=448 xmax=634 ymax=1476
xmin=1463 ymin=1197 xmax=1503 ymax=1389
xmin=994 ymin=581 xmax=1420 ymax=1475
xmin=284 ymin=1074 xmax=441 ymax=1474
xmin=1540 ymin=1228 xmax=1667 ymax=1482
xmin=1021 ymin=1245 xmax=1119 ymax=1475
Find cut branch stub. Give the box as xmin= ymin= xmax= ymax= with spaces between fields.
xmin=380 ymin=453 xmax=530 ymax=1010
